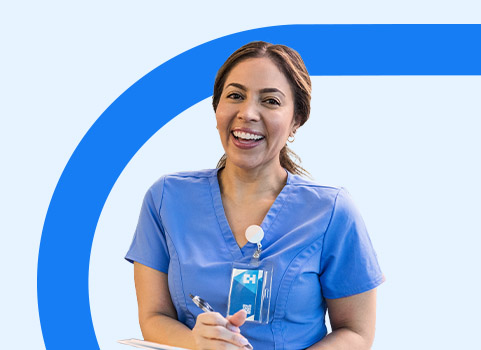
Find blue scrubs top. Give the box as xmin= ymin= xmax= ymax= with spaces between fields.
xmin=126 ymin=169 xmax=383 ymax=350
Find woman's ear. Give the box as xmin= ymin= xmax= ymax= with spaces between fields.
xmin=292 ymin=117 xmax=301 ymax=133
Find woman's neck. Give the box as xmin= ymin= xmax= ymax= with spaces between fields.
xmin=218 ymin=162 xmax=287 ymax=203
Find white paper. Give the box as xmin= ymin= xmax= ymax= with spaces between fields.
xmin=118 ymin=338 xmax=190 ymax=350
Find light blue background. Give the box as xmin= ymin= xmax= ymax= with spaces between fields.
xmin=1 ymin=1 xmax=481 ymax=349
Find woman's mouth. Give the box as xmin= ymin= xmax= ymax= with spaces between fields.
xmin=231 ymin=130 xmax=265 ymax=149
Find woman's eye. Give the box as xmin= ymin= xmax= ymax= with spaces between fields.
xmin=227 ymin=92 xmax=243 ymax=100
xmin=265 ymin=98 xmax=280 ymax=106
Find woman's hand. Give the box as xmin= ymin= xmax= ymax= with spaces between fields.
xmin=192 ymin=309 xmax=251 ymax=349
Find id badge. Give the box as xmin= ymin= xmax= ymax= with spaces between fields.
xmin=226 ymin=263 xmax=273 ymax=324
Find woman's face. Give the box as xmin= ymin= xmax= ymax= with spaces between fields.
xmin=215 ymin=57 xmax=298 ymax=172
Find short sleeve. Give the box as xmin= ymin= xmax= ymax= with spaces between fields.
xmin=320 ymin=188 xmax=383 ymax=299
xmin=125 ymin=178 xmax=170 ymax=273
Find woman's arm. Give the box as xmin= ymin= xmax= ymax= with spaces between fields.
xmin=134 ymin=262 xmax=197 ymax=348
xmin=306 ymin=289 xmax=377 ymax=350
xmin=134 ymin=262 xmax=249 ymax=350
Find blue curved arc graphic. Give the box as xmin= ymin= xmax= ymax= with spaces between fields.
xmin=37 ymin=24 xmax=481 ymax=350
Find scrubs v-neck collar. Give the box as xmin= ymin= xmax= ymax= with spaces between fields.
xmin=209 ymin=167 xmax=293 ymax=261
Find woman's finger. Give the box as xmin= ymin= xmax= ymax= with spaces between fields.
xmin=226 ymin=309 xmax=247 ymax=328
xmin=194 ymin=312 xmax=250 ymax=349
xmin=196 ymin=312 xmax=229 ymax=326
xmin=225 ymin=322 xmax=240 ymax=333
xmin=201 ymin=325 xmax=250 ymax=348
xmin=197 ymin=312 xmax=239 ymax=333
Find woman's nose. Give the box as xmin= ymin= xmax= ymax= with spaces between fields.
xmin=237 ymin=99 xmax=260 ymax=122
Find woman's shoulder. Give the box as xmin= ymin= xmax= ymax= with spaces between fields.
xmin=161 ymin=168 xmax=217 ymax=180
xmin=148 ymin=168 xmax=217 ymax=191
xmin=286 ymin=173 xmax=348 ymax=212
xmin=288 ymin=172 xmax=342 ymax=194
xmin=288 ymin=174 xmax=365 ymax=226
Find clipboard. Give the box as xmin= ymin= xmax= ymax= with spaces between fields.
xmin=118 ymin=338 xmax=190 ymax=350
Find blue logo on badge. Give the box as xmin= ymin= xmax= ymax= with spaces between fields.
xmin=243 ymin=273 xmax=257 ymax=284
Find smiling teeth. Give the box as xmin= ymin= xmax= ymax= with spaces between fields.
xmin=233 ymin=131 xmax=264 ymax=140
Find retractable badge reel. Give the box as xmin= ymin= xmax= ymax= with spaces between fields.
xmin=227 ymin=225 xmax=273 ymax=324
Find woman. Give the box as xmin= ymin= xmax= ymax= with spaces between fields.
xmin=126 ymin=41 xmax=383 ymax=350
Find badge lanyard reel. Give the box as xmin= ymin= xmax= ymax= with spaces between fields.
xmin=227 ymin=225 xmax=273 ymax=324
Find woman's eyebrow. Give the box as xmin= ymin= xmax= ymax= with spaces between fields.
xmin=225 ymin=83 xmax=285 ymax=97
xmin=225 ymin=82 xmax=246 ymax=91
xmin=259 ymin=88 xmax=285 ymax=97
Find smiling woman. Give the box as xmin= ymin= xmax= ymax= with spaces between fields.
xmin=213 ymin=41 xmax=311 ymax=177
xmin=125 ymin=41 xmax=384 ymax=350
xmin=215 ymin=57 xmax=297 ymax=176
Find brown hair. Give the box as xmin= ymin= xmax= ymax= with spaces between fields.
xmin=212 ymin=41 xmax=311 ymax=177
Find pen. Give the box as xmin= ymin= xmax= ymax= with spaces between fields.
xmin=189 ymin=294 xmax=253 ymax=350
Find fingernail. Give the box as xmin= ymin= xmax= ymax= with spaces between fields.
xmin=239 ymin=337 xmax=249 ymax=345
xmin=226 ymin=323 xmax=240 ymax=332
